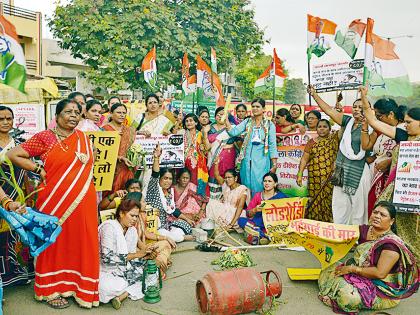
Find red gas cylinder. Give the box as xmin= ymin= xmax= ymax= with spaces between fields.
xmin=196 ymin=268 xmax=282 ymax=315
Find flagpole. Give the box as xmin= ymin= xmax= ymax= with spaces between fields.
xmin=307 ymin=59 xmax=312 ymax=106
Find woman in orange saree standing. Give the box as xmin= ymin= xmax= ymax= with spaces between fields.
xmin=7 ymin=99 xmax=99 ymax=309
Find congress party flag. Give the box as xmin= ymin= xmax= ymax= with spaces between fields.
xmin=254 ymin=48 xmax=287 ymax=95
xmin=181 ymin=52 xmax=190 ymax=95
xmin=0 ymin=15 xmax=26 ymax=93
xmin=363 ymin=18 xmax=412 ymax=97
xmin=210 ymin=47 xmax=217 ymax=73
xmin=196 ymin=55 xmax=225 ymax=106
xmin=141 ymin=46 xmax=157 ymax=89
xmin=335 ymin=19 xmax=366 ymax=59
xmin=307 ymin=14 xmax=337 ymax=61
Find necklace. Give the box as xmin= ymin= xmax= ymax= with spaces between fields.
xmin=52 ymin=128 xmax=70 ymax=152
xmin=368 ymin=226 xmax=390 ymax=240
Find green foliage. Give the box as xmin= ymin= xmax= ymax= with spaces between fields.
xmin=234 ymin=53 xmax=291 ymax=101
xmin=283 ymin=78 xmax=306 ymax=104
xmin=390 ymin=83 xmax=420 ymax=108
xmin=48 ymin=0 xmax=265 ymax=91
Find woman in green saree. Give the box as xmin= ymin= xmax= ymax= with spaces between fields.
xmin=318 ymin=201 xmax=419 ymax=314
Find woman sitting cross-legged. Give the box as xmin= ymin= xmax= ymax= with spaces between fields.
xmin=205 ymin=159 xmax=250 ymax=231
xmin=98 ymin=198 xmax=154 ymax=309
xmin=238 ymin=172 xmax=288 ymax=243
xmin=173 ymin=168 xmax=208 ymax=226
xmin=132 ymin=192 xmax=175 ymax=279
xmin=145 ymin=144 xmax=195 ymax=243
xmin=318 ymin=201 xmax=419 ymax=314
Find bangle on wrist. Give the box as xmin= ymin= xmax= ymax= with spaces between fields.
xmin=107 ymin=194 xmax=113 ymax=201
xmin=297 ymin=171 xmax=303 ymax=177
xmin=3 ymin=199 xmax=13 ymax=211
xmin=361 ymin=129 xmax=369 ymax=134
xmin=356 ymin=267 xmax=362 ymax=275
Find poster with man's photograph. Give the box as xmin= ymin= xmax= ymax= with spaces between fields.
xmin=134 ymin=134 xmax=184 ymax=168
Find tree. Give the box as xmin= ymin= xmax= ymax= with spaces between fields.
xmin=391 ymin=83 xmax=420 ymax=109
xmin=48 ymin=0 xmax=265 ymax=91
xmin=283 ymin=78 xmax=306 ymax=104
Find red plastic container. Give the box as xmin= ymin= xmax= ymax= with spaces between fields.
xmin=196 ymin=268 xmax=282 ymax=315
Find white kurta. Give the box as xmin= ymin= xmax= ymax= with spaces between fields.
xmin=98 ymin=220 xmax=144 ymax=303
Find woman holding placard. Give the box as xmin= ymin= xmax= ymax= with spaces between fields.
xmin=360 ymin=86 xmax=420 ymax=260
xmin=103 ymin=103 xmax=135 ymax=193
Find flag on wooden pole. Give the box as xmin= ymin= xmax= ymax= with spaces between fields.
xmin=141 ymin=46 xmax=157 ymax=88
xmin=254 ymin=48 xmax=286 ymax=95
xmin=210 ymin=47 xmax=217 ymax=73
xmin=307 ymin=14 xmax=337 ymax=60
xmin=0 ymin=15 xmax=26 ymax=93
xmin=181 ymin=52 xmax=190 ymax=94
xmin=196 ymin=55 xmax=225 ymax=106
xmin=363 ymin=18 xmax=412 ymax=97
xmin=335 ymin=19 xmax=366 ymax=59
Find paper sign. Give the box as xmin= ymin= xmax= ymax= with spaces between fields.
xmin=393 ymin=141 xmax=420 ymax=213
xmin=133 ymin=134 xmax=184 ymax=168
xmin=275 ymin=132 xmax=317 ymax=197
xmin=85 ymin=131 xmax=120 ymax=191
xmin=262 ymin=197 xmax=307 ymax=245
xmin=9 ymin=104 xmax=46 ymax=140
xmin=311 ymin=59 xmax=364 ymax=93
xmin=281 ymin=219 xmax=359 ymax=269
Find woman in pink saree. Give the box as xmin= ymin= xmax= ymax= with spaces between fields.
xmin=173 ymin=168 xmax=208 ymax=225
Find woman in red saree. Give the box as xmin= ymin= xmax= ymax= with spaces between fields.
xmin=7 ymin=99 xmax=99 ymax=309
xmin=103 ymin=103 xmax=135 ymax=193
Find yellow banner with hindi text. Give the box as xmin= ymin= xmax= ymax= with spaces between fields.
xmin=262 ymin=197 xmax=307 ymax=245
xmin=85 ymin=131 xmax=120 ymax=191
xmin=282 ymin=219 xmax=359 ymax=269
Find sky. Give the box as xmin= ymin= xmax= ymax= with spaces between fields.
xmin=14 ymin=0 xmax=420 ymax=84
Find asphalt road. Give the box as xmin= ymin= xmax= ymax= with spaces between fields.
xmin=3 ymin=241 xmax=419 ymax=315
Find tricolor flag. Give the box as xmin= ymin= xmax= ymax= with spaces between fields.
xmin=254 ymin=48 xmax=287 ymax=95
xmin=181 ymin=52 xmax=190 ymax=94
xmin=0 ymin=15 xmax=26 ymax=93
xmin=141 ymin=46 xmax=157 ymax=88
xmin=335 ymin=19 xmax=366 ymax=59
xmin=187 ymin=74 xmax=197 ymax=93
xmin=210 ymin=47 xmax=217 ymax=73
xmin=307 ymin=14 xmax=337 ymax=61
xmin=363 ymin=18 xmax=412 ymax=97
xmin=196 ymin=55 xmax=225 ymax=106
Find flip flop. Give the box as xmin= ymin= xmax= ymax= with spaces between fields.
xmin=46 ymin=297 xmax=70 ymax=309
xmin=111 ymin=297 xmax=122 ymax=310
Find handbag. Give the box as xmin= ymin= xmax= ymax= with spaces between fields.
xmin=330 ymin=165 xmax=344 ymax=187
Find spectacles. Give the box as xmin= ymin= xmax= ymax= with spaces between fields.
xmin=375 ymin=113 xmax=386 ymax=120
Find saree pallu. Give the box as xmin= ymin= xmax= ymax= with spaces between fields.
xmin=305 ymin=134 xmax=339 ymax=222
xmin=174 ymin=182 xmax=208 ymax=224
xmin=21 ymin=130 xmax=99 ymax=308
xmin=207 ymin=127 xmax=237 ymax=199
xmin=319 ymin=233 xmax=419 ymax=314
xmin=103 ymin=124 xmax=134 ymax=193
xmin=184 ymin=131 xmax=208 ymax=196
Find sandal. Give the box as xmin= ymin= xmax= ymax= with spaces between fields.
xmin=46 ymin=297 xmax=70 ymax=309
xmin=111 ymin=297 xmax=122 ymax=310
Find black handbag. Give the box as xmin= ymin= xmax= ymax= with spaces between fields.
xmin=330 ymin=165 xmax=344 ymax=187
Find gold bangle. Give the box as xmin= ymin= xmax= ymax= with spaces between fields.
xmin=356 ymin=267 xmax=362 ymax=275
